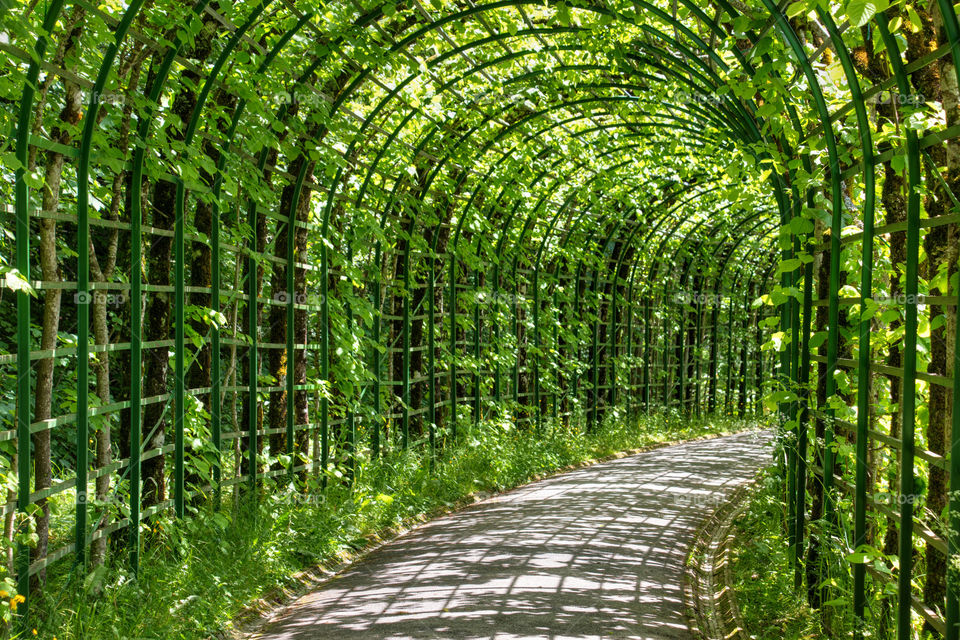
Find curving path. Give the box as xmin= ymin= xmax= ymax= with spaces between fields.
xmin=252 ymin=430 xmax=772 ymax=640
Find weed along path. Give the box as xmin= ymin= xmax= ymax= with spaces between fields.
xmin=251 ymin=431 xmax=772 ymax=640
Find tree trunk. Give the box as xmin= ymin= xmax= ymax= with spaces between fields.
xmin=142 ymin=13 xmax=219 ymax=510
xmin=30 ymin=6 xmax=86 ymax=587
xmin=267 ymin=149 xmax=316 ymax=473
xmin=238 ymin=149 xmax=274 ymax=484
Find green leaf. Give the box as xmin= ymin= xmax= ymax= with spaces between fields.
xmin=786 ymin=1 xmax=808 ymax=17
xmin=809 ymin=331 xmax=829 ymax=349
xmin=1 ymin=268 xmax=36 ymax=297
xmin=23 ymin=168 xmax=44 ymax=189
xmin=84 ymin=564 xmax=108 ymax=595
xmin=788 ymin=216 xmax=814 ymax=235
xmin=0 ymin=152 xmax=23 ymax=172
xmin=846 ymin=0 xmax=888 ymax=28
xmin=906 ymin=5 xmax=922 ymax=32
xmin=725 ymin=161 xmax=742 ymax=180
xmin=845 ymin=551 xmax=869 ymax=563
xmin=777 ymin=258 xmax=802 ymax=274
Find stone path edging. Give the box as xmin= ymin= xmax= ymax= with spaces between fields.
xmin=682 ymin=481 xmax=755 ymax=640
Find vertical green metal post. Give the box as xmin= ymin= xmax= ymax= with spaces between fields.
xmin=248 ymin=208 xmax=259 ymax=493
xmin=591 ymin=287 xmax=600 ymax=427
xmin=875 ymin=19 xmax=921 ymax=637
xmin=677 ymin=295 xmax=686 ymax=414
xmin=853 ymin=170 xmax=878 ymax=622
xmin=694 ymin=294 xmax=702 ymax=418
xmin=708 ymin=301 xmax=719 ymax=413
xmin=643 ymin=299 xmax=651 ymax=412
xmin=371 ymin=250 xmax=382 ymax=458
xmin=895 ymin=142 xmax=921 ymax=640
xmin=571 ymin=274 xmax=581 ymax=417
xmin=75 ymin=0 xmax=144 ymax=568
xmin=755 ymin=305 xmax=764 ymax=416
xmin=794 ymin=257 xmax=814 ymax=587
xmin=625 ymin=291 xmax=633 ymax=423
xmin=948 ymin=245 xmax=960 ymax=640
xmin=344 ymin=244 xmax=356 ymax=483
xmin=211 ymin=199 xmax=221 ymax=502
xmin=401 ymin=256 xmax=410 ymax=449
xmin=492 ymin=265 xmax=500 ymax=405
xmin=780 ymin=217 xmax=796 ymax=542
xmin=932 ymin=5 xmax=960 ymax=633
xmin=533 ymin=269 xmax=541 ymax=431
xmin=725 ymin=299 xmax=735 ymax=413
xmin=320 ymin=239 xmax=329 ymax=484
xmin=818 ymin=9 xmax=875 ymax=631
xmin=512 ymin=282 xmax=520 ymax=409
xmin=285 ymin=162 xmax=309 ymax=481
xmin=610 ymin=275 xmax=618 ymax=413
xmin=738 ymin=293 xmax=749 ymax=419
xmin=428 ymin=263 xmax=436 ymax=465
xmin=552 ymin=289 xmax=559 ymax=422
xmin=450 ymin=256 xmax=458 ymax=438
xmin=473 ymin=269 xmax=481 ymax=428
xmin=286 ymin=214 xmax=296 ymax=479
xmin=77 ymin=51 xmax=94 ymax=575
xmin=13 ymin=0 xmax=65 ymax=614
xmin=174 ymin=185 xmax=185 ymax=517
xmin=782 ymin=272 xmax=796 ymax=549
xmin=130 ymin=144 xmax=144 ymax=571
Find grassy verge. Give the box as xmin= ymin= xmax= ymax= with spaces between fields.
xmin=729 ymin=466 xmax=824 ymax=639
xmin=33 ymin=412 xmax=755 ymax=639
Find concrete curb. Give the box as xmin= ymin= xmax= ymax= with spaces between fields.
xmin=683 ymin=480 xmax=754 ymax=640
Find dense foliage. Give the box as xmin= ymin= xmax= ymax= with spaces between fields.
xmin=0 ymin=0 xmax=958 ymax=637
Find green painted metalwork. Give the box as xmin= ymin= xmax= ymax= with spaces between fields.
xmin=172 ymin=0 xmax=272 ymax=515
xmin=12 ymin=0 xmax=65 ymax=617
xmin=75 ymin=0 xmax=147 ymax=568
xmin=428 ymin=259 xmax=437 ymax=464
xmin=819 ymin=10 xmax=875 ymax=633
xmin=473 ymin=267 xmax=482 ymax=429
xmin=761 ymin=0 xmax=843 ymax=537
xmin=371 ymin=252 xmax=382 ymax=459
xmin=876 ymin=17 xmax=923 ymax=638
xmin=950 ymin=253 xmax=960 ymax=640
xmin=794 ymin=252 xmax=814 ymax=590
xmin=126 ymin=0 xmax=212 ymax=572
xmin=7 ymin=1 xmax=960 ymax=633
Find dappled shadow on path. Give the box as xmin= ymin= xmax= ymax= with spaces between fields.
xmin=254 ymin=431 xmax=772 ymax=640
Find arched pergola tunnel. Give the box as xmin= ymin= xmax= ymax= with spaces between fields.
xmin=2 ymin=0 xmax=960 ymax=637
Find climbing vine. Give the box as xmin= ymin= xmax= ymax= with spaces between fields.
xmin=0 ymin=0 xmax=958 ymax=637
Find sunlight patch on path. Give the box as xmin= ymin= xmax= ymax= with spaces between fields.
xmin=253 ymin=430 xmax=772 ymax=640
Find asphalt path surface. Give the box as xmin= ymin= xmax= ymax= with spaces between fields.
xmin=253 ymin=430 xmax=772 ymax=640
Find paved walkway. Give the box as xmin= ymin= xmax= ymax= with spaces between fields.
xmin=253 ymin=430 xmax=771 ymax=640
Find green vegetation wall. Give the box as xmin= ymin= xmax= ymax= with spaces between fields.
xmin=0 ymin=0 xmax=958 ymax=638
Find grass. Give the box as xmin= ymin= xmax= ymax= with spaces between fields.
xmin=729 ymin=466 xmax=825 ymax=639
xmin=29 ymin=410 xmax=756 ymax=640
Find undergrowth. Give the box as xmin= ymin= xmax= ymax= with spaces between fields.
xmin=30 ymin=411 xmax=755 ymax=639
xmin=730 ymin=466 xmax=825 ymax=639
